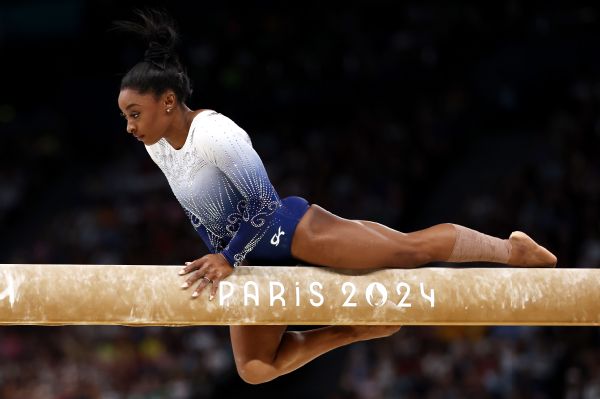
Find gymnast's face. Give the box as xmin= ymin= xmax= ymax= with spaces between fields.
xmin=117 ymin=88 xmax=174 ymax=146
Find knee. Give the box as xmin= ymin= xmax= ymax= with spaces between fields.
xmin=235 ymin=359 xmax=275 ymax=385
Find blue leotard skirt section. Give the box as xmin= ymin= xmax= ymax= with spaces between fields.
xmin=245 ymin=196 xmax=310 ymax=266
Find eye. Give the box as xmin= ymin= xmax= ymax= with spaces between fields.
xmin=131 ymin=112 xmax=140 ymax=119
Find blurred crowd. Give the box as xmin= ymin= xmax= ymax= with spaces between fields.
xmin=1 ymin=1 xmax=600 ymax=398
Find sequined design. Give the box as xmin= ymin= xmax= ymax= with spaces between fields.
xmin=225 ymin=199 xmax=248 ymax=234
xmin=146 ymin=110 xmax=281 ymax=266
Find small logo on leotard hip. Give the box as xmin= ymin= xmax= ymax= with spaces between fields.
xmin=270 ymin=226 xmax=285 ymax=246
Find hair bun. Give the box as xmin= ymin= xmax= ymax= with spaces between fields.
xmin=113 ymin=8 xmax=179 ymax=69
xmin=144 ymin=41 xmax=172 ymax=70
xmin=115 ymin=8 xmax=193 ymax=104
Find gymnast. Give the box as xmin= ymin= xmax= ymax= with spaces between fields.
xmin=114 ymin=10 xmax=557 ymax=384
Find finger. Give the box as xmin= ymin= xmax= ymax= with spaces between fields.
xmin=196 ymin=262 xmax=213 ymax=279
xmin=181 ymin=270 xmax=206 ymax=289
xmin=178 ymin=262 xmax=196 ymax=276
xmin=179 ymin=256 xmax=206 ymax=275
xmin=209 ymin=279 xmax=219 ymax=301
xmin=191 ymin=277 xmax=212 ymax=299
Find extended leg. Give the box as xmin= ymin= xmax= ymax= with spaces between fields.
xmin=291 ymin=205 xmax=557 ymax=269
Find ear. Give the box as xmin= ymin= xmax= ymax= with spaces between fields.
xmin=163 ymin=91 xmax=177 ymax=113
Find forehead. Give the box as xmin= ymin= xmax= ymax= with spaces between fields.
xmin=118 ymin=89 xmax=157 ymax=109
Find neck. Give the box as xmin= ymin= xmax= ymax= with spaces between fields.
xmin=164 ymin=104 xmax=195 ymax=150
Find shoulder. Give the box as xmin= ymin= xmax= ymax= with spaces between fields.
xmin=192 ymin=110 xmax=252 ymax=148
xmin=192 ymin=110 xmax=245 ymax=133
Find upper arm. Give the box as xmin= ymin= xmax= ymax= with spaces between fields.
xmin=196 ymin=114 xmax=274 ymax=199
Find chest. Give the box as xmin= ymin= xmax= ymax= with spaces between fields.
xmin=156 ymin=147 xmax=242 ymax=210
xmin=155 ymin=146 xmax=207 ymax=186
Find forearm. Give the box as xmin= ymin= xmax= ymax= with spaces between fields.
xmin=222 ymin=202 xmax=278 ymax=266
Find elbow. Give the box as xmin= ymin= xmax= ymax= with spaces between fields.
xmin=236 ymin=360 xmax=277 ymax=385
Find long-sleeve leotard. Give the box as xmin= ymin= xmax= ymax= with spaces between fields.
xmin=145 ymin=110 xmax=280 ymax=266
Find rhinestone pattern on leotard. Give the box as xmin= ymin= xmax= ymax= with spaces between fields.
xmin=145 ymin=111 xmax=280 ymax=266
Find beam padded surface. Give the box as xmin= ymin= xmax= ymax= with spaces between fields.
xmin=0 ymin=264 xmax=598 ymax=326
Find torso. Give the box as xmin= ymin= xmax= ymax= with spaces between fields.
xmin=144 ymin=110 xmax=270 ymax=253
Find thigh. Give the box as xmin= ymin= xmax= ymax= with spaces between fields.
xmin=290 ymin=205 xmax=412 ymax=268
xmin=358 ymin=220 xmax=407 ymax=238
xmin=229 ymin=325 xmax=288 ymax=365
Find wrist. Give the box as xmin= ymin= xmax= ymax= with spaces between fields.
xmin=219 ymin=251 xmax=234 ymax=267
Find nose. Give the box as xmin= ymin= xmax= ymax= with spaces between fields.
xmin=127 ymin=122 xmax=136 ymax=135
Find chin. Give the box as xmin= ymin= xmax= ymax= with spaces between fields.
xmin=144 ymin=136 xmax=161 ymax=146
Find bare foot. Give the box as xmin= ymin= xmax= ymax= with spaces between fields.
xmin=507 ymin=231 xmax=557 ymax=267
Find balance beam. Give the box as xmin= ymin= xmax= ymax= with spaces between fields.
xmin=0 ymin=264 xmax=598 ymax=326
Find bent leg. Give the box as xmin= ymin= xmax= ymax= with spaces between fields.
xmin=291 ymin=205 xmax=557 ymax=269
xmin=230 ymin=325 xmax=400 ymax=384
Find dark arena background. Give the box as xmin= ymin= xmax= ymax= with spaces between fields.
xmin=1 ymin=1 xmax=600 ymax=398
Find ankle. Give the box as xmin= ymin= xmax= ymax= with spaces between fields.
xmin=447 ymin=224 xmax=511 ymax=264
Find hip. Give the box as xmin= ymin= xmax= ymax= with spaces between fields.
xmin=245 ymin=196 xmax=310 ymax=266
